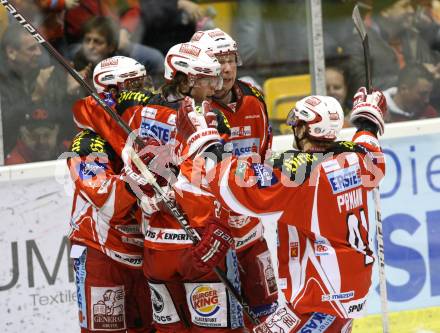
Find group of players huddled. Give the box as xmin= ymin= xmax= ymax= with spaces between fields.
xmin=67 ymin=28 xmax=387 ymax=333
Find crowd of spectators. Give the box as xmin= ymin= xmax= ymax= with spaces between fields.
xmin=0 ymin=0 xmax=439 ymax=165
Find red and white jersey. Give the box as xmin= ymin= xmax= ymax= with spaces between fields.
xmin=210 ymin=80 xmax=272 ymax=250
xmin=200 ymin=131 xmax=385 ymax=318
xmin=121 ymin=94 xmax=197 ymax=251
xmin=211 ymin=80 xmax=271 ymax=158
xmin=68 ymin=90 xmax=154 ymax=268
xmin=68 ymin=129 xmax=144 ymax=268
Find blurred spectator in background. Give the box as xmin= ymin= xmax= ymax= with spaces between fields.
xmin=325 ymin=65 xmax=352 ymax=127
xmin=0 ymin=23 xmax=46 ymax=155
xmin=10 ymin=0 xmax=79 ymax=54
xmin=0 ymin=23 xmax=83 ymax=155
xmin=383 ymin=62 xmax=438 ymax=122
xmin=65 ymin=0 xmax=164 ymax=76
xmin=139 ymin=0 xmax=204 ymax=56
xmin=347 ymin=0 xmax=439 ymax=95
xmin=71 ymin=16 xmax=119 ymax=84
xmin=5 ymin=107 xmax=68 ymax=165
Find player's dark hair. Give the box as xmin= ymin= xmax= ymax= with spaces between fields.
xmin=160 ymin=72 xmax=190 ymax=99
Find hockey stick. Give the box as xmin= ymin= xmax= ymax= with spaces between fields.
xmin=1 ymin=0 xmax=259 ymax=325
xmin=352 ymin=5 xmax=389 ymax=333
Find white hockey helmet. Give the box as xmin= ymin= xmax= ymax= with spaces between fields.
xmin=164 ymin=42 xmax=222 ymax=85
xmin=286 ymin=95 xmax=344 ymax=141
xmin=93 ymin=56 xmax=148 ymax=93
xmin=190 ymin=28 xmax=242 ymax=65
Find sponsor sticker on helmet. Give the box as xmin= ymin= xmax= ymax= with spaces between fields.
xmin=179 ymin=43 xmax=201 ymax=57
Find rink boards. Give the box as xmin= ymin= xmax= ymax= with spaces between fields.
xmin=1 ymin=118 xmax=440 ymax=332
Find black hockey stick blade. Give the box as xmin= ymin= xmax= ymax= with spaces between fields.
xmin=352 ymin=4 xmax=372 ymax=92
xmin=352 ymin=5 xmax=367 ymax=41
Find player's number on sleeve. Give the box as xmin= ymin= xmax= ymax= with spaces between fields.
xmin=347 ymin=209 xmax=374 ymax=265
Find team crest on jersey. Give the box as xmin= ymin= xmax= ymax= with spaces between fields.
xmin=90 ymin=286 xmax=125 ymax=331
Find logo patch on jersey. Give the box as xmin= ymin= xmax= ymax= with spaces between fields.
xmin=290 ymin=242 xmax=299 ymax=259
xmin=77 ymin=161 xmax=106 ymax=180
xmin=234 ymin=224 xmax=263 ymax=249
xmin=167 ymin=114 xmax=176 ymax=125
xmin=90 ymin=286 xmax=126 ymax=331
xmin=297 ymin=312 xmax=335 ymax=333
xmin=186 ymin=283 xmax=228 ymax=328
xmin=140 ymin=118 xmax=173 ymax=142
xmin=342 ymin=297 xmax=368 ymax=318
xmin=327 ymin=164 xmax=361 ymax=194
xmin=141 ymin=106 xmax=157 ymax=119
xmin=149 ymin=283 xmax=180 ymax=324
xmin=231 ymin=138 xmax=260 ymax=156
xmin=322 ymin=291 xmax=355 ymax=302
xmin=190 ymin=285 xmax=220 ymax=316
xmin=254 ymin=306 xmax=300 ymax=333
xmin=257 ymin=250 xmax=278 ymax=296
xmin=230 ymin=126 xmax=251 ymax=138
xmin=314 ymin=240 xmax=330 ymax=256
xmin=252 ymin=163 xmax=277 ymax=188
xmin=73 ymin=250 xmax=87 ymax=328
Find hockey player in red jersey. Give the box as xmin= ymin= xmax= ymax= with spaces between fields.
xmin=174 ymin=86 xmax=387 ymax=332
xmin=67 ymin=56 xmax=155 ymax=333
xmin=118 ymin=43 xmax=246 ymax=333
xmin=189 ymin=28 xmax=278 ymax=329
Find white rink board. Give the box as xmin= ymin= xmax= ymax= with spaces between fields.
xmin=0 ymin=161 xmax=78 ymax=333
xmin=1 ymin=118 xmax=440 ymax=332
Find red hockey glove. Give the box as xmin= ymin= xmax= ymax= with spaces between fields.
xmin=122 ymin=137 xmax=169 ymax=197
xmin=139 ymin=184 xmax=175 ymax=216
xmin=176 ymin=96 xmax=221 ymax=157
xmin=350 ymin=87 xmax=387 ymax=135
xmin=191 ymin=219 xmax=234 ymax=274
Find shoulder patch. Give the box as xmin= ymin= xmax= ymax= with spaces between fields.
xmin=332 ymin=141 xmax=373 ymax=156
xmin=116 ymin=89 xmax=153 ymax=114
xmin=237 ymin=80 xmax=265 ymax=102
xmin=69 ymin=130 xmax=115 ymax=158
xmin=268 ymin=150 xmax=324 ymax=182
